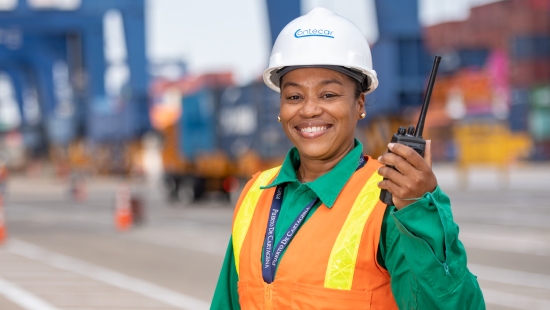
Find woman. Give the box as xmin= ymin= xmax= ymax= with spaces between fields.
xmin=211 ymin=7 xmax=484 ymax=309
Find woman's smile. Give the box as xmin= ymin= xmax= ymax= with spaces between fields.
xmin=295 ymin=123 xmax=334 ymax=139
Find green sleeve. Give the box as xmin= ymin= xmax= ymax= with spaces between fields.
xmin=379 ymin=186 xmax=486 ymax=309
xmin=210 ymin=236 xmax=241 ymax=310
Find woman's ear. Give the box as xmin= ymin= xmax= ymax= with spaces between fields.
xmin=357 ymin=93 xmax=366 ymax=116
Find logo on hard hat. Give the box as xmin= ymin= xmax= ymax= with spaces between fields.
xmin=294 ymin=29 xmax=334 ymax=39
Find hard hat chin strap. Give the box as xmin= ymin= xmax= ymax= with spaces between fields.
xmin=272 ymin=65 xmax=370 ymax=92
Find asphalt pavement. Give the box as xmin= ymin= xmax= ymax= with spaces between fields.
xmin=0 ymin=163 xmax=549 ymax=310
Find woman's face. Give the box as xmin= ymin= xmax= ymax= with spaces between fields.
xmin=279 ymin=68 xmax=366 ymax=161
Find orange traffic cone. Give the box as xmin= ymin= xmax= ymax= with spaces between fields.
xmin=0 ymin=193 xmax=6 ymax=244
xmin=115 ymin=185 xmax=132 ymax=231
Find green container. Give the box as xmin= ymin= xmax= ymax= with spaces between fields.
xmin=531 ymin=86 xmax=550 ymax=109
xmin=529 ymin=108 xmax=550 ymax=141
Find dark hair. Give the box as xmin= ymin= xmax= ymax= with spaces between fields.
xmin=347 ymin=75 xmax=363 ymax=99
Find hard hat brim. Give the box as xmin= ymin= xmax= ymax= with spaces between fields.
xmin=263 ymin=65 xmax=378 ymax=95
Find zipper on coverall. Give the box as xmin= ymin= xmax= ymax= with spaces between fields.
xmin=264 ymin=283 xmax=273 ymax=310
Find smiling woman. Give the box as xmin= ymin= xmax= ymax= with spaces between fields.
xmin=279 ymin=68 xmax=364 ymax=182
xmin=211 ymin=7 xmax=485 ymax=310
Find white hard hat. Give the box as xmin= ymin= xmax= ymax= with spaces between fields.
xmin=263 ymin=7 xmax=378 ymax=95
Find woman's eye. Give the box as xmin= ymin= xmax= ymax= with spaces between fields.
xmin=323 ymin=93 xmax=338 ymax=99
xmin=287 ymin=95 xmax=301 ymax=100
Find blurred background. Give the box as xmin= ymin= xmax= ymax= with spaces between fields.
xmin=0 ymin=0 xmax=548 ymax=309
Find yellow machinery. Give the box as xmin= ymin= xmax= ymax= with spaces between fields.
xmin=454 ymin=122 xmax=532 ymax=166
xmin=454 ymin=121 xmax=532 ymax=187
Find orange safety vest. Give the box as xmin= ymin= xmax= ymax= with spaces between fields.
xmin=231 ymin=156 xmax=398 ymax=310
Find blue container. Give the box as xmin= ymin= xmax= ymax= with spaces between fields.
xmin=257 ymin=83 xmax=281 ymax=126
xmin=180 ymin=89 xmax=217 ymax=160
xmin=216 ymin=82 xmax=293 ymax=160
xmin=458 ymin=49 xmax=489 ymax=68
xmin=398 ymin=38 xmax=430 ymax=77
xmin=508 ymin=104 xmax=529 ymax=132
xmin=508 ymin=88 xmax=530 ymax=132
xmin=253 ymin=84 xmax=294 ymax=159
xmin=512 ymin=36 xmax=550 ymax=60
xmin=217 ymin=85 xmax=258 ymax=159
xmin=87 ymin=99 xmax=135 ymax=143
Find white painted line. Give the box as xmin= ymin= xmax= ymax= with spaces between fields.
xmin=1 ymin=272 xmax=79 ymax=278
xmin=9 ymin=282 xmax=108 ymax=286
xmin=6 ymin=239 xmax=210 ymax=310
xmin=482 ymin=288 xmax=550 ymax=310
xmin=469 ymin=264 xmax=550 ymax=290
xmin=0 ymin=276 xmax=60 ymax=310
xmin=121 ymin=232 xmax=226 ymax=256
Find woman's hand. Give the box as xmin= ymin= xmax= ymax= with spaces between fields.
xmin=377 ymin=140 xmax=437 ymax=210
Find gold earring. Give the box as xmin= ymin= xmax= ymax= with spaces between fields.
xmin=277 ymin=116 xmax=281 ymax=122
xmin=360 ymin=113 xmax=366 ymax=119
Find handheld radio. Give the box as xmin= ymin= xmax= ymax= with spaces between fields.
xmin=379 ymin=55 xmax=441 ymax=206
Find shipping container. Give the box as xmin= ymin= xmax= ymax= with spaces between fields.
xmin=530 ymin=86 xmax=550 ymax=109
xmin=510 ymin=61 xmax=550 ymax=88
xmin=458 ymin=49 xmax=489 ymax=68
xmin=398 ymin=38 xmax=430 ymax=77
xmin=216 ymin=82 xmax=293 ymax=174
xmin=426 ymin=0 xmax=550 ymax=54
xmin=512 ymin=36 xmax=550 ymax=60
xmin=217 ymin=85 xmax=258 ymax=160
xmin=168 ymin=88 xmax=233 ymax=202
xmin=87 ymin=108 xmax=134 ymax=143
xmin=529 ymin=108 xmax=550 ymax=141
xmin=510 ymin=0 xmax=550 ymax=34
xmin=254 ymin=84 xmax=294 ymax=160
xmin=180 ymin=89 xmax=218 ymax=160
xmin=509 ymin=88 xmax=530 ymax=132
xmin=532 ymin=141 xmax=550 ymax=160
xmin=161 ymin=123 xmax=190 ymax=175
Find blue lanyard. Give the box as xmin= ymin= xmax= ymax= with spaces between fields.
xmin=261 ymin=153 xmax=366 ymax=284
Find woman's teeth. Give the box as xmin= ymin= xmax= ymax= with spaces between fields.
xmin=300 ymin=126 xmax=328 ymax=133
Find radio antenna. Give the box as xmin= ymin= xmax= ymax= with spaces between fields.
xmin=415 ymin=55 xmax=441 ymax=138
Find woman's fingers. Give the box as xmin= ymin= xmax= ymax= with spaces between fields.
xmin=387 ymin=143 xmax=429 ymax=171
xmin=377 ymin=178 xmax=415 ymax=201
xmin=377 ymin=165 xmax=407 ymax=187
xmin=378 ymin=152 xmax=414 ymax=176
xmin=377 ymin=142 xmax=438 ymax=209
xmin=377 ymin=179 xmax=403 ymax=198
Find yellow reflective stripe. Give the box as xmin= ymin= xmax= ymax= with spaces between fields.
xmin=232 ymin=166 xmax=280 ymax=276
xmin=324 ymin=172 xmax=384 ymax=290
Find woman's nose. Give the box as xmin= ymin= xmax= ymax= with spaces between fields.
xmin=299 ymin=96 xmax=322 ymax=118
